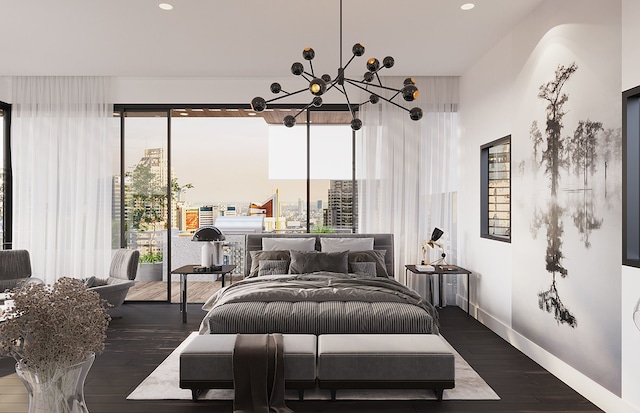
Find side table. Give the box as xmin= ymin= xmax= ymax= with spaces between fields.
xmin=170 ymin=264 xmax=236 ymax=323
xmin=405 ymin=264 xmax=471 ymax=315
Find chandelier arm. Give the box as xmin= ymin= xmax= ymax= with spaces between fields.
xmin=309 ymin=61 xmax=315 ymax=78
xmin=342 ymin=55 xmax=358 ymax=72
xmin=292 ymin=106 xmax=309 ymax=120
xmin=344 ymin=79 xmax=411 ymax=113
xmin=264 ymin=87 xmax=309 ymax=103
xmin=339 ymin=84 xmax=358 ymax=121
xmin=345 ymin=78 xmax=404 ymax=94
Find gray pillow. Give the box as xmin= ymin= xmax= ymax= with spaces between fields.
xmin=349 ymin=262 xmax=377 ymax=277
xmin=288 ymin=250 xmax=349 ymax=274
xmin=320 ymin=237 xmax=374 ymax=252
xmin=347 ymin=250 xmax=389 ymax=278
xmin=248 ymin=250 xmax=291 ymax=278
xmin=258 ymin=260 xmax=289 ymax=276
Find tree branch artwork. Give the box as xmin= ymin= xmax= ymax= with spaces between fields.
xmin=528 ymin=62 xmax=619 ymax=328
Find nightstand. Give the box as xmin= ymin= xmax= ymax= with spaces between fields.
xmin=170 ymin=264 xmax=236 ymax=323
xmin=405 ymin=264 xmax=471 ymax=314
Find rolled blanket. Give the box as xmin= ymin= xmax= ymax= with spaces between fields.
xmin=233 ymin=333 xmax=293 ymax=413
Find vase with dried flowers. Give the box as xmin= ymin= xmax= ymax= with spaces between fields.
xmin=0 ymin=277 xmax=111 ymax=413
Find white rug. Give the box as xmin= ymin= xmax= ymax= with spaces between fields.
xmin=127 ymin=332 xmax=500 ymax=401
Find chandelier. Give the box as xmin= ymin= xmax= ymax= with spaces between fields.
xmin=250 ymin=0 xmax=423 ymax=131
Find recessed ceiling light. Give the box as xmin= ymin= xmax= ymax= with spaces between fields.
xmin=460 ymin=3 xmax=475 ymax=10
xmin=248 ymin=112 xmax=257 ymax=116
xmin=159 ymin=3 xmax=173 ymax=11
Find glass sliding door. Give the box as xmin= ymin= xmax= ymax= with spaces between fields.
xmin=122 ymin=110 xmax=170 ymax=301
xmin=116 ymin=105 xmax=353 ymax=304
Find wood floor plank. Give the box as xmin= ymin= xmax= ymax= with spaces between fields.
xmin=0 ymin=304 xmax=604 ymax=413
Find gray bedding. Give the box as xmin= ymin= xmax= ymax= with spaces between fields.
xmin=198 ymin=272 xmax=439 ymax=335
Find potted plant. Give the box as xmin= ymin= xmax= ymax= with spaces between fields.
xmin=136 ymin=251 xmax=163 ymax=281
xmin=0 ymin=277 xmax=110 ymax=413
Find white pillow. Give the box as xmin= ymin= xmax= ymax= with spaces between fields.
xmin=262 ymin=237 xmax=316 ymax=251
xmin=320 ymin=237 xmax=374 ymax=252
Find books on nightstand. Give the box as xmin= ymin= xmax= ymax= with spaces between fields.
xmin=415 ymin=264 xmax=435 ymax=272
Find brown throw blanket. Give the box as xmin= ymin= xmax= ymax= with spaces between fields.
xmin=232 ymin=333 xmax=293 ymax=413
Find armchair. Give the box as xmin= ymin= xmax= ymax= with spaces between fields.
xmin=0 ymin=250 xmax=35 ymax=292
xmin=89 ymin=249 xmax=140 ymax=308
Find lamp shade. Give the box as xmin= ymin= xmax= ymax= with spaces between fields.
xmin=430 ymin=228 xmax=444 ymax=243
xmin=191 ymin=226 xmax=225 ymax=242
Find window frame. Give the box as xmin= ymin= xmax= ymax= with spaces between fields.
xmin=480 ymin=135 xmax=511 ymax=243
xmin=623 ymin=85 xmax=640 ymax=267
xmin=1 ymin=101 xmax=11 ymax=250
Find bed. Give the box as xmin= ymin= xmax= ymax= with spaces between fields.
xmin=198 ymin=233 xmax=439 ymax=335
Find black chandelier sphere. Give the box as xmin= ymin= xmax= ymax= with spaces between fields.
xmin=250 ymin=42 xmax=423 ymax=131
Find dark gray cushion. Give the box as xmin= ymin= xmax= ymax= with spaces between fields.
xmin=349 ymin=262 xmax=377 ymax=277
xmin=248 ymin=250 xmax=291 ymax=278
xmin=288 ymin=250 xmax=349 ymax=274
xmin=258 ymin=260 xmax=289 ymax=276
xmin=348 ymin=250 xmax=389 ymax=278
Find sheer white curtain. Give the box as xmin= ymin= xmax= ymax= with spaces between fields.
xmin=358 ymin=76 xmax=459 ymax=289
xmin=12 ymin=77 xmax=115 ymax=284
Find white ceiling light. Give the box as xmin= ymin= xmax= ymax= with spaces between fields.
xmin=159 ymin=3 xmax=173 ymax=11
xmin=460 ymin=3 xmax=475 ymax=10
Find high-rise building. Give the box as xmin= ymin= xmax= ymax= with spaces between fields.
xmin=324 ymin=180 xmax=357 ymax=232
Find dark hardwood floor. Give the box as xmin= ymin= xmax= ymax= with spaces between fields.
xmin=0 ymin=303 xmax=603 ymax=413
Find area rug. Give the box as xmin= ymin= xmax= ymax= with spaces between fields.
xmin=127 ymin=332 xmax=500 ymax=401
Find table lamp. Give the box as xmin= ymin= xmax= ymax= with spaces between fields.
xmin=191 ymin=226 xmax=226 ymax=270
xmin=427 ymin=227 xmax=448 ymax=266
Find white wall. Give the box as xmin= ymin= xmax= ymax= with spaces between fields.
xmin=460 ymin=0 xmax=637 ymax=412
xmin=458 ymin=32 xmax=514 ymax=327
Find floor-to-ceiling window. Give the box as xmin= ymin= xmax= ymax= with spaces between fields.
xmin=117 ymin=104 xmax=354 ymax=303
xmin=120 ymin=109 xmax=170 ymax=301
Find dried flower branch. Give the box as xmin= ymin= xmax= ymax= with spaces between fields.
xmin=0 ymin=277 xmax=111 ymax=375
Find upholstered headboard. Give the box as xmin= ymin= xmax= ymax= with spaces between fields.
xmin=245 ymin=233 xmax=394 ymax=277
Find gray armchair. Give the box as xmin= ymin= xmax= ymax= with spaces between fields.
xmin=0 ymin=250 xmax=34 ymax=292
xmin=89 ymin=249 xmax=140 ymax=308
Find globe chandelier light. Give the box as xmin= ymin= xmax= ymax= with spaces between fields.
xmin=250 ymin=0 xmax=423 ymax=131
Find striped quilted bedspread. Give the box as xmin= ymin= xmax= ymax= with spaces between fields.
xmin=198 ymin=272 xmax=439 ymax=335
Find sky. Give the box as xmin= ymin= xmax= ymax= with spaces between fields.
xmin=124 ymin=117 xmax=353 ymax=205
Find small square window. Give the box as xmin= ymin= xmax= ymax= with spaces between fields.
xmin=481 ymin=136 xmax=511 ymax=242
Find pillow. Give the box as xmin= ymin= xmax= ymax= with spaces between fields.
xmin=320 ymin=237 xmax=374 ymax=252
xmin=288 ymin=250 xmax=349 ymax=274
xmin=258 ymin=260 xmax=290 ymax=276
xmin=348 ymin=250 xmax=389 ymax=278
xmin=248 ymin=250 xmax=291 ymax=278
xmin=349 ymin=262 xmax=377 ymax=278
xmin=262 ymin=237 xmax=316 ymax=251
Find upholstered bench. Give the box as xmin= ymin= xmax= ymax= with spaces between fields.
xmin=317 ymin=334 xmax=455 ymax=401
xmin=179 ymin=334 xmax=317 ymax=401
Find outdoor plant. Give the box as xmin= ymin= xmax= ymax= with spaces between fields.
xmin=0 ymin=277 xmax=111 ymax=373
xmin=139 ymin=251 xmax=163 ymax=264
xmin=126 ymin=160 xmax=192 ymax=261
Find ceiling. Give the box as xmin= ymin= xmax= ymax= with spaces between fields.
xmin=1 ymin=0 xmax=545 ymax=78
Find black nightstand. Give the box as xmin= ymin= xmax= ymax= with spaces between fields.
xmin=405 ymin=264 xmax=471 ymax=314
xmin=170 ymin=264 xmax=236 ymax=323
